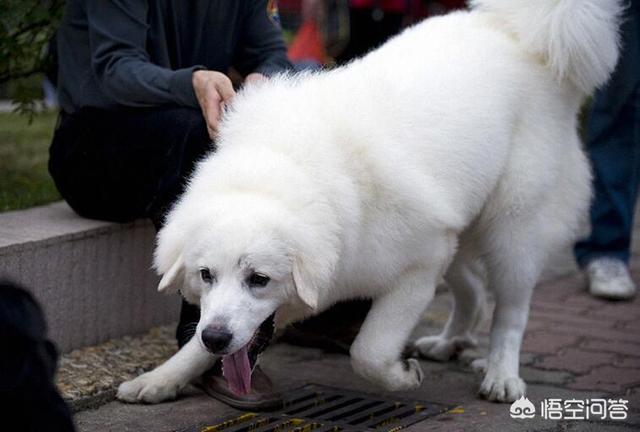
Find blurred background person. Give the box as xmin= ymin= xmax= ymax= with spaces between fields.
xmin=335 ymin=0 xmax=410 ymax=63
xmin=282 ymin=0 xmax=464 ymax=68
xmin=574 ymin=1 xmax=639 ymax=300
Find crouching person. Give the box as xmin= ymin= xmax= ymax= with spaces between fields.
xmin=48 ymin=0 xmax=292 ymax=409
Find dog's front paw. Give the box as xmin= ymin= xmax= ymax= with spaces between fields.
xmin=117 ymin=371 xmax=182 ymax=404
xmin=395 ymin=358 xmax=425 ymax=391
xmin=478 ymin=370 xmax=525 ymax=403
xmin=414 ymin=335 xmax=475 ymax=362
xmin=375 ymin=359 xmax=424 ymax=392
xmin=352 ymin=356 xmax=424 ymax=392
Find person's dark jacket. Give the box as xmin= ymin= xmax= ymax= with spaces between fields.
xmin=56 ymin=0 xmax=292 ymax=114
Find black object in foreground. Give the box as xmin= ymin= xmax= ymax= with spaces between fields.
xmin=0 ymin=280 xmax=75 ymax=431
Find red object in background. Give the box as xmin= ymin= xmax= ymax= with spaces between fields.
xmin=288 ymin=20 xmax=327 ymax=64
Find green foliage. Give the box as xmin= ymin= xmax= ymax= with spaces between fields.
xmin=0 ymin=111 xmax=60 ymax=212
xmin=0 ymin=0 xmax=64 ymax=116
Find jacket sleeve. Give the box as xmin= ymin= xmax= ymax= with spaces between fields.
xmin=233 ymin=0 xmax=293 ymax=77
xmin=86 ymin=0 xmax=203 ymax=107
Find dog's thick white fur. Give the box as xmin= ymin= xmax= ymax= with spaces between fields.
xmin=118 ymin=0 xmax=622 ymax=404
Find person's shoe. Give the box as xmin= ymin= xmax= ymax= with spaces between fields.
xmin=280 ymin=300 xmax=368 ymax=354
xmin=586 ymin=257 xmax=637 ymax=300
xmin=199 ymin=364 xmax=283 ymax=411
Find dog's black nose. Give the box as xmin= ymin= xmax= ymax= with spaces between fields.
xmin=201 ymin=326 xmax=232 ymax=353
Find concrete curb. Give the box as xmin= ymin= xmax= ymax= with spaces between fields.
xmin=0 ymin=202 xmax=179 ymax=352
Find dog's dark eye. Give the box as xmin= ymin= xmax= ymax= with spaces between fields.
xmin=200 ymin=268 xmax=214 ymax=283
xmin=248 ymin=272 xmax=270 ymax=287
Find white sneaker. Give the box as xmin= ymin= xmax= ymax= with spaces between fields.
xmin=586 ymin=258 xmax=637 ymax=300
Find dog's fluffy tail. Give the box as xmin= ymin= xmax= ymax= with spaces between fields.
xmin=471 ymin=0 xmax=623 ymax=94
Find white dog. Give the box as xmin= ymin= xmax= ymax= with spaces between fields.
xmin=118 ymin=0 xmax=622 ymax=404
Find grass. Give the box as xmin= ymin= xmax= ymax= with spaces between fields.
xmin=0 ymin=111 xmax=60 ymax=212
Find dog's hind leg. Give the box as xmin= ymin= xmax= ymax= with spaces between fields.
xmin=117 ymin=337 xmax=216 ymax=403
xmin=350 ymin=266 xmax=440 ymax=391
xmin=415 ymin=250 xmax=486 ymax=361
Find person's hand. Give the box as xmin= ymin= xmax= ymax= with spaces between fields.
xmin=192 ymin=70 xmax=236 ymax=138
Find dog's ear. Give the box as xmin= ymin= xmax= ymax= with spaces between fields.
xmin=288 ymin=220 xmax=339 ymax=312
xmin=154 ymin=211 xmax=188 ymax=294
xmin=158 ymin=253 xmax=185 ymax=293
xmin=292 ymin=257 xmax=320 ymax=310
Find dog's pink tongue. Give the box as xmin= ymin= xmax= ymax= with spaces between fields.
xmin=221 ymin=345 xmax=252 ymax=396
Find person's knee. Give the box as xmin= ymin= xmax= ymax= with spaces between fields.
xmin=164 ymin=107 xmax=210 ymax=144
xmin=162 ymin=107 xmax=214 ymax=165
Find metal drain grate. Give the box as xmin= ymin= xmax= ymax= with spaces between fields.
xmin=179 ymin=384 xmax=450 ymax=432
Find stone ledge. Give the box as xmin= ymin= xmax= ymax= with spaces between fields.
xmin=0 ymin=202 xmax=117 ymax=252
xmin=0 ymin=202 xmax=179 ymax=352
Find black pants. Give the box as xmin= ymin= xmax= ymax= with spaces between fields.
xmin=49 ymin=106 xmax=208 ymax=347
xmin=335 ymin=8 xmax=403 ymax=64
